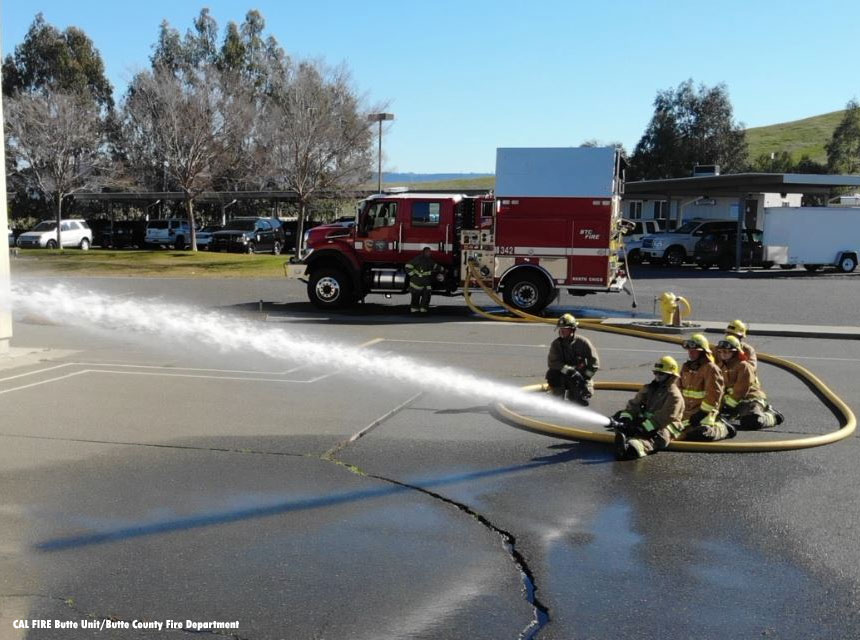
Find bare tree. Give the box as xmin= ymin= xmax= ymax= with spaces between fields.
xmin=264 ymin=60 xmax=375 ymax=255
xmin=5 ymin=91 xmax=111 ymax=249
xmin=120 ymin=65 xmax=254 ymax=250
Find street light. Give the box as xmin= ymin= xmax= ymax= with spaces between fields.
xmin=161 ymin=160 xmax=169 ymax=219
xmin=367 ymin=113 xmax=394 ymax=193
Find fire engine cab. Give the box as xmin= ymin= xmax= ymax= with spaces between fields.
xmin=286 ymin=146 xmax=627 ymax=313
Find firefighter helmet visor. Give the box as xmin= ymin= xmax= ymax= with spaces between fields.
xmin=557 ymin=313 xmax=578 ymax=329
xmin=717 ymin=335 xmax=742 ymax=351
xmin=682 ymin=333 xmax=711 ymax=353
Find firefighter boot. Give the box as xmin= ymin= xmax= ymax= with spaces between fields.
xmin=614 ymin=431 xmax=628 ymax=460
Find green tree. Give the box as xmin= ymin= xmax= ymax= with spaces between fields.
xmin=629 ymin=80 xmax=747 ymax=180
xmin=826 ymin=100 xmax=860 ymax=174
xmin=2 ymin=13 xmax=113 ymax=109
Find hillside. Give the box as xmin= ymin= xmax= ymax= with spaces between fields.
xmin=375 ymin=110 xmax=847 ymax=190
xmin=745 ymin=110 xmax=844 ymax=164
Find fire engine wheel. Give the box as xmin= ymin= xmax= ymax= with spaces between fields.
xmin=308 ymin=268 xmax=353 ymax=309
xmin=503 ymin=272 xmax=549 ymax=314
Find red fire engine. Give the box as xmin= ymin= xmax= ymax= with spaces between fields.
xmin=286 ymin=146 xmax=627 ymax=313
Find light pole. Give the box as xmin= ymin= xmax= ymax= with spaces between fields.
xmin=161 ymin=160 xmax=168 ymax=219
xmin=367 ymin=113 xmax=394 ymax=193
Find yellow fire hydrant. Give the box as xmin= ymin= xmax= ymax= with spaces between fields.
xmin=658 ymin=292 xmax=692 ymax=326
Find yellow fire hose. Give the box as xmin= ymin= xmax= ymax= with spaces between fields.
xmin=463 ymin=263 xmax=856 ymax=452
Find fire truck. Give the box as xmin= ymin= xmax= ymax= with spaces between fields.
xmin=286 ymin=146 xmax=627 ymax=313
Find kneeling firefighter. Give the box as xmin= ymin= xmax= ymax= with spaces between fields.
xmin=725 ymin=319 xmax=757 ymax=370
xmin=716 ymin=335 xmax=784 ymax=429
xmin=546 ymin=314 xmax=600 ymax=406
xmin=608 ymin=356 xmax=685 ymax=460
xmin=679 ymin=333 xmax=734 ymax=441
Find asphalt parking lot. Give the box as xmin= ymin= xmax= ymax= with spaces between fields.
xmin=2 ymin=268 xmax=859 ymax=639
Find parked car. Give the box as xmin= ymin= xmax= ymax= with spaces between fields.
xmin=209 ymin=217 xmax=286 ymax=254
xmin=16 ymin=219 xmax=92 ymax=249
xmin=102 ymin=220 xmax=147 ymax=249
xmin=640 ymin=218 xmax=737 ymax=266
xmin=694 ymin=228 xmax=773 ymax=270
xmin=619 ymin=219 xmax=664 ymax=263
xmin=195 ymin=225 xmax=222 ymax=250
xmin=144 ymin=218 xmax=194 ymax=249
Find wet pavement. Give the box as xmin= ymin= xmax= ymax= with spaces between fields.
xmin=2 ymin=274 xmax=859 ymax=639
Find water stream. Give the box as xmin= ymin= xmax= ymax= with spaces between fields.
xmin=10 ymin=283 xmax=610 ymax=428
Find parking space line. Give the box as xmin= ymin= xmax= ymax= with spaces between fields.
xmin=82 ymin=369 xmax=329 ymax=384
xmin=0 ymin=371 xmax=88 ymax=395
xmin=72 ymin=361 xmax=309 ymax=375
xmin=0 ymin=363 xmax=74 ymax=383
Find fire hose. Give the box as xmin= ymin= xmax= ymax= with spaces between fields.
xmin=463 ymin=262 xmax=856 ymax=452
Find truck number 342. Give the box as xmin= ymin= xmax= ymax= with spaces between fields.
xmin=497 ymin=246 xmax=515 ymax=255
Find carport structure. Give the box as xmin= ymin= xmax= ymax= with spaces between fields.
xmin=625 ymin=173 xmax=860 ymax=268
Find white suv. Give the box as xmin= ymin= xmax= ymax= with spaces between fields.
xmin=16 ymin=219 xmax=92 ymax=250
xmin=640 ymin=219 xmax=737 ymax=266
xmin=144 ymin=219 xmax=194 ymax=249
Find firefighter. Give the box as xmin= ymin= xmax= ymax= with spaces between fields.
xmin=678 ymin=333 xmax=734 ymax=441
xmin=546 ymin=313 xmax=600 ymax=406
xmin=726 ymin=319 xmax=757 ymax=369
xmin=609 ymin=356 xmax=685 ymax=460
xmin=406 ymin=247 xmax=439 ymax=313
xmin=716 ymin=335 xmax=784 ymax=430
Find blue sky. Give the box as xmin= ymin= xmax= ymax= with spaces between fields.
xmin=2 ymin=1 xmax=858 ymax=172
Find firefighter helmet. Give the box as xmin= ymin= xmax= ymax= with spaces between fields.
xmin=682 ymin=333 xmax=712 ymax=353
xmin=557 ymin=313 xmax=579 ymax=329
xmin=726 ymin=319 xmax=748 ymax=337
xmin=717 ymin=335 xmax=742 ymax=351
xmin=652 ymin=355 xmax=680 ymax=377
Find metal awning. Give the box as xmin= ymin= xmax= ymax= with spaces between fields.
xmin=624 ymin=173 xmax=860 ymax=198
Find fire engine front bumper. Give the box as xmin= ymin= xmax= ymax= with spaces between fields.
xmin=285 ymin=263 xmax=308 ymax=280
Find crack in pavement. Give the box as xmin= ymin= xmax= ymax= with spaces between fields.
xmin=322 ymin=391 xmax=423 ymax=460
xmin=0 ymin=432 xmax=311 ymax=459
xmin=322 ymin=457 xmax=551 ymax=640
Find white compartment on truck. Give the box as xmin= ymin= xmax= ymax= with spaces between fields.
xmin=762 ymin=207 xmax=860 ymax=272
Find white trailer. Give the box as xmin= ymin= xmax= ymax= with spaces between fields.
xmin=762 ymin=207 xmax=860 ymax=272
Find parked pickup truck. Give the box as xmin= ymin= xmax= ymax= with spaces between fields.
xmin=619 ymin=219 xmax=664 ymax=263
xmin=640 ymin=218 xmax=737 ymax=266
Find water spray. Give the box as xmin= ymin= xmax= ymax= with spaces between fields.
xmin=10 ymin=284 xmax=611 ymax=428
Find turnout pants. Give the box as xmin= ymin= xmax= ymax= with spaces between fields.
xmin=735 ymin=399 xmax=780 ymax=430
xmin=626 ymin=427 xmax=673 ymax=459
xmin=410 ymin=285 xmax=431 ymax=310
xmin=681 ymin=411 xmax=733 ymax=441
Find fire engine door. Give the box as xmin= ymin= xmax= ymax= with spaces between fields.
xmin=357 ymin=200 xmax=400 ymax=262
xmin=401 ymin=200 xmax=452 ymax=265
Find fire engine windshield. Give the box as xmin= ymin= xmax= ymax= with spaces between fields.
xmin=359 ymin=202 xmax=397 ymax=233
